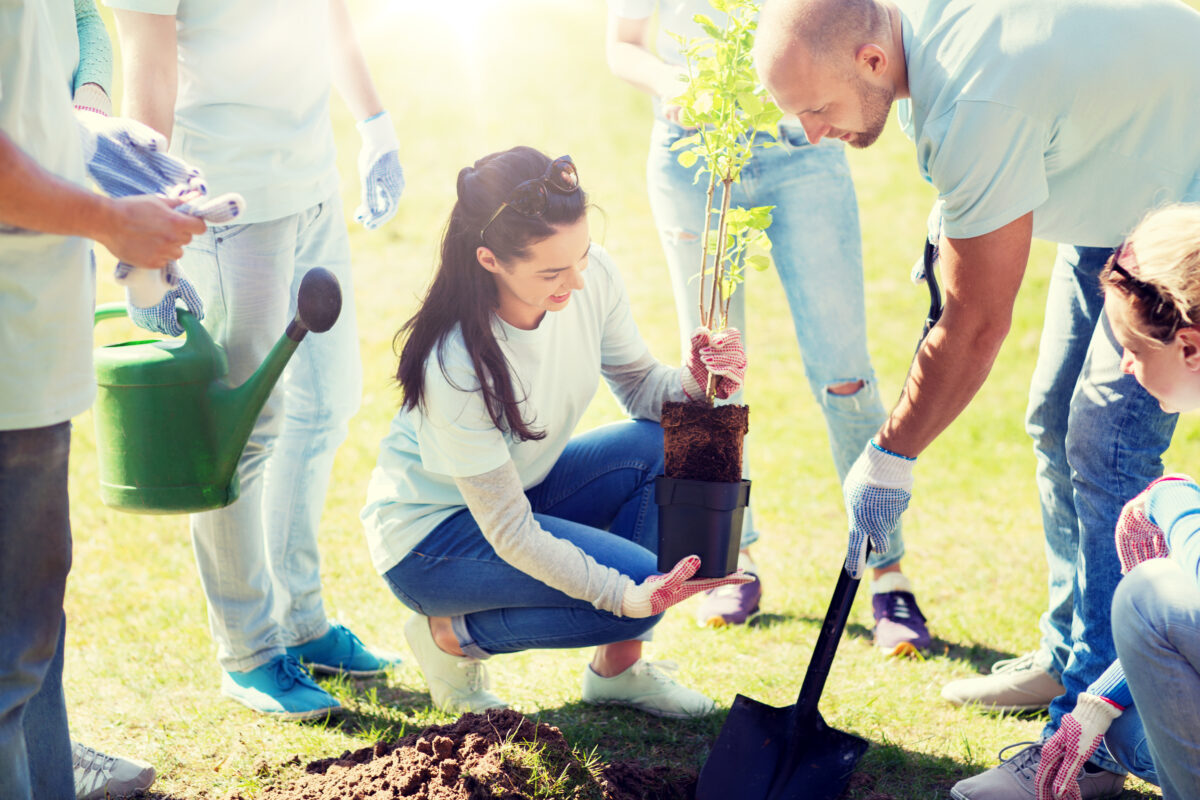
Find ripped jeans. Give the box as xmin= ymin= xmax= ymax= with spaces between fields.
xmin=646 ymin=119 xmax=902 ymax=566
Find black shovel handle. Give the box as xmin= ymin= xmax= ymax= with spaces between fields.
xmin=792 ymin=544 xmax=868 ymax=722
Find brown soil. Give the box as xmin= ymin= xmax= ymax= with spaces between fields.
xmin=660 ymin=401 xmax=748 ymax=483
xmin=245 ymin=709 xmax=695 ymax=800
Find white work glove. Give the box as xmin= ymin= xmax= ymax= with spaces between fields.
xmin=122 ymin=192 xmax=245 ymax=337
xmin=77 ymin=110 xmax=205 ymax=199
xmin=842 ymin=440 xmax=915 ymax=579
xmin=354 ymin=111 xmax=404 ymax=230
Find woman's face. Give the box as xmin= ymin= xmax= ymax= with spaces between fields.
xmin=1105 ymin=289 xmax=1200 ymax=414
xmin=478 ymin=217 xmax=591 ymax=330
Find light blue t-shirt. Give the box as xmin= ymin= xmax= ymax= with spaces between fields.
xmin=361 ymin=244 xmax=650 ymax=575
xmin=103 ymin=0 xmax=339 ymax=224
xmin=894 ymin=0 xmax=1200 ymax=246
xmin=0 ymin=0 xmax=96 ymax=430
xmin=609 ymin=0 xmax=726 ymax=67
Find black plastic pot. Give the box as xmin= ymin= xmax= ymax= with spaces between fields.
xmin=655 ymin=476 xmax=751 ymax=578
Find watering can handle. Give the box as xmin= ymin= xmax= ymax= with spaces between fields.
xmin=94 ymin=302 xmax=201 ymax=337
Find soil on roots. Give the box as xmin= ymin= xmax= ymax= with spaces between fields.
xmin=248 ymin=709 xmax=695 ymax=800
xmin=661 ymin=401 xmax=748 ymax=483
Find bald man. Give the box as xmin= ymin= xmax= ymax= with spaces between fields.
xmin=756 ymin=0 xmax=1200 ymax=798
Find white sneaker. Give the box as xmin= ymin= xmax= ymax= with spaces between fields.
xmin=403 ymin=614 xmax=507 ymax=714
xmin=581 ymin=659 xmax=716 ymax=719
xmin=72 ymin=740 xmax=156 ymax=800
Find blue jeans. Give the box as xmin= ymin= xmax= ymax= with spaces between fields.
xmin=1025 ymin=244 xmax=1177 ymax=771
xmin=1107 ymin=559 xmax=1200 ymax=799
xmin=0 ymin=424 xmax=74 ymax=800
xmin=184 ymin=193 xmax=362 ymax=672
xmin=383 ymin=420 xmax=665 ymax=658
xmin=647 ymin=120 xmax=901 ymax=567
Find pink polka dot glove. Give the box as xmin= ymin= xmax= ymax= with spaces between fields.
xmin=1115 ymin=474 xmax=1191 ymax=574
xmin=1034 ymin=693 xmax=1123 ymax=800
xmin=621 ymin=555 xmax=754 ymax=618
xmin=682 ymin=326 xmax=747 ymax=401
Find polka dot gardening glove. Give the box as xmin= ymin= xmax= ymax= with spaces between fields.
xmin=354 ymin=111 xmax=405 ymax=231
xmin=681 ymin=326 xmax=747 ymax=401
xmin=842 ymin=440 xmax=915 ymax=579
xmin=1115 ymin=474 xmax=1191 ymax=574
xmin=621 ymin=556 xmax=754 ymax=618
xmin=77 ymin=109 xmax=205 ymax=199
xmin=1034 ymin=693 xmax=1123 ymax=800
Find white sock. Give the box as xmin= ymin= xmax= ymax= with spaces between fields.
xmin=871 ymin=571 xmax=914 ymax=595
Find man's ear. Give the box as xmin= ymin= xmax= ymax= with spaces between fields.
xmin=855 ymin=42 xmax=888 ymax=77
xmin=1180 ymin=327 xmax=1200 ymax=371
xmin=477 ymin=246 xmax=503 ymax=274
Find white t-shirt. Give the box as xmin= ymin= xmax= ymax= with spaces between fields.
xmin=103 ymin=0 xmax=339 ymax=224
xmin=608 ymin=0 xmax=729 ymax=67
xmin=0 ymin=0 xmax=96 ymax=430
xmin=895 ymin=0 xmax=1200 ymax=246
xmin=361 ymin=243 xmax=652 ymax=575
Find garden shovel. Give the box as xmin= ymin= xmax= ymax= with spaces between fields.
xmin=694 ymin=235 xmax=945 ymax=800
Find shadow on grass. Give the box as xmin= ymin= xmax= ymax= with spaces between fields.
xmin=747 ymin=611 xmax=795 ymax=629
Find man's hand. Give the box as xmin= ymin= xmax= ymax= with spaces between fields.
xmin=1034 ymin=693 xmax=1123 ymax=800
xmin=354 ymin=111 xmax=404 ymax=230
xmin=842 ymin=440 xmax=915 ymax=578
xmin=1115 ymin=474 xmax=1191 ymax=573
xmin=126 ymin=262 xmax=204 ymax=337
xmin=621 ymin=556 xmax=754 ymax=618
xmin=96 ymin=195 xmax=205 ymax=270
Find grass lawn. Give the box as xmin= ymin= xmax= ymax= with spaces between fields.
xmin=66 ymin=1 xmax=1198 ymax=797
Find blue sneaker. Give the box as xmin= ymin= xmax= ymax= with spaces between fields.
xmin=221 ymin=654 xmax=342 ymax=720
xmin=287 ymin=621 xmax=401 ymax=677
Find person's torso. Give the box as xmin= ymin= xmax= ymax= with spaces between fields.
xmin=0 ymin=0 xmax=96 ymax=430
xmin=895 ymin=0 xmax=1200 ymax=245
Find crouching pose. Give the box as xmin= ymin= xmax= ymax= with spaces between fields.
xmin=361 ymin=146 xmax=750 ymax=716
xmin=1029 ymin=204 xmax=1200 ymax=800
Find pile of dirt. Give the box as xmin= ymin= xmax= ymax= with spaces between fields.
xmin=249 ymin=709 xmax=695 ymax=800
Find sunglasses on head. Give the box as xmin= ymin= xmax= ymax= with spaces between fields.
xmin=1107 ymin=244 xmax=1187 ymax=339
xmin=479 ymin=155 xmax=580 ymax=241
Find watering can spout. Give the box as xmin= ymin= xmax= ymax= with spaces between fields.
xmin=211 ymin=268 xmax=344 ymax=480
xmin=92 ymin=267 xmax=342 ymax=514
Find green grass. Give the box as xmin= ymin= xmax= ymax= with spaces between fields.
xmin=66 ymin=1 xmax=1197 ymax=797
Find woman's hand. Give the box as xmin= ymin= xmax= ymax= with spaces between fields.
xmin=1115 ymin=474 xmax=1191 ymax=573
xmin=621 ymin=555 xmax=753 ymax=618
xmin=682 ymin=326 xmax=747 ymax=401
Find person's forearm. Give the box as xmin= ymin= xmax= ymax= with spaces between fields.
xmin=329 ymin=0 xmax=383 ymax=121
xmin=73 ymin=0 xmax=113 ymax=96
xmin=875 ymin=309 xmax=1009 ymax=457
xmin=111 ymin=10 xmax=177 ymax=138
xmin=0 ymin=132 xmax=114 ymax=242
xmin=605 ymin=15 xmax=686 ymax=101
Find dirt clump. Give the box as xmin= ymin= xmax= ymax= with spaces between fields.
xmin=250 ymin=708 xmax=694 ymax=800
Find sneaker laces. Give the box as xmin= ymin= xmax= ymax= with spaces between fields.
xmin=329 ymin=621 xmax=367 ymax=660
xmin=997 ymin=741 xmax=1042 ymax=781
xmin=882 ymin=591 xmax=925 ymax=623
xmin=270 ymin=654 xmax=319 ymax=691
xmin=455 ymin=658 xmax=492 ymax=693
xmin=631 ymin=659 xmax=680 ymax=683
xmin=992 ymin=652 xmax=1037 ymax=674
xmin=73 ymin=742 xmax=117 ymax=793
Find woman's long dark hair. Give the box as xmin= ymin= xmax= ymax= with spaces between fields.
xmin=395 ymin=146 xmax=588 ymax=442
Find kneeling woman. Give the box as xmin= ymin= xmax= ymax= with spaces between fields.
xmin=361 ymin=146 xmax=749 ymax=717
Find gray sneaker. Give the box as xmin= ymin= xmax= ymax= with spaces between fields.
xmin=403 ymin=614 xmax=507 ymax=714
xmin=941 ymin=651 xmax=1064 ymax=711
xmin=950 ymin=742 xmax=1125 ymax=800
xmin=581 ymin=659 xmax=716 ymax=719
xmin=72 ymin=741 xmax=156 ymax=800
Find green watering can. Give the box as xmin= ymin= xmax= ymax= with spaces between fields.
xmin=92 ymin=267 xmax=342 ymax=514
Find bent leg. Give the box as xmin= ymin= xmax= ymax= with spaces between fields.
xmin=1112 ymin=560 xmax=1200 ymax=799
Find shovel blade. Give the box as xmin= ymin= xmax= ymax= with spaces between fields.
xmin=695 ymin=694 xmax=868 ymax=800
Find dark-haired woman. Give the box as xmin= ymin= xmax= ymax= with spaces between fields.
xmin=361 ymin=146 xmax=750 ymax=716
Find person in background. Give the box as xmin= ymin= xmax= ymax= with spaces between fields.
xmin=754 ymin=0 xmax=1200 ymax=796
xmin=1 ymin=2 xmax=204 ymax=797
xmin=107 ymin=0 xmax=406 ymax=720
xmin=362 ymin=146 xmax=752 ymax=716
xmin=605 ymin=0 xmax=930 ymax=654
xmin=1021 ymin=206 xmax=1200 ymax=800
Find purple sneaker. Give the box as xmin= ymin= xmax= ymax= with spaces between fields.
xmin=696 ymin=571 xmax=762 ymax=627
xmin=871 ymin=573 xmax=931 ymax=657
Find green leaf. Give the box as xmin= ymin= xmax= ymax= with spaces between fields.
xmin=677 ymin=150 xmax=699 ymax=169
xmin=746 ymin=254 xmax=771 ymax=272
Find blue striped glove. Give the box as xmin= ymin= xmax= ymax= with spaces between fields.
xmin=77 ymin=110 xmax=205 ymax=199
xmin=842 ymin=440 xmax=915 ymax=578
xmin=354 ymin=111 xmax=404 ymax=230
xmin=125 ymin=261 xmax=204 ymax=337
